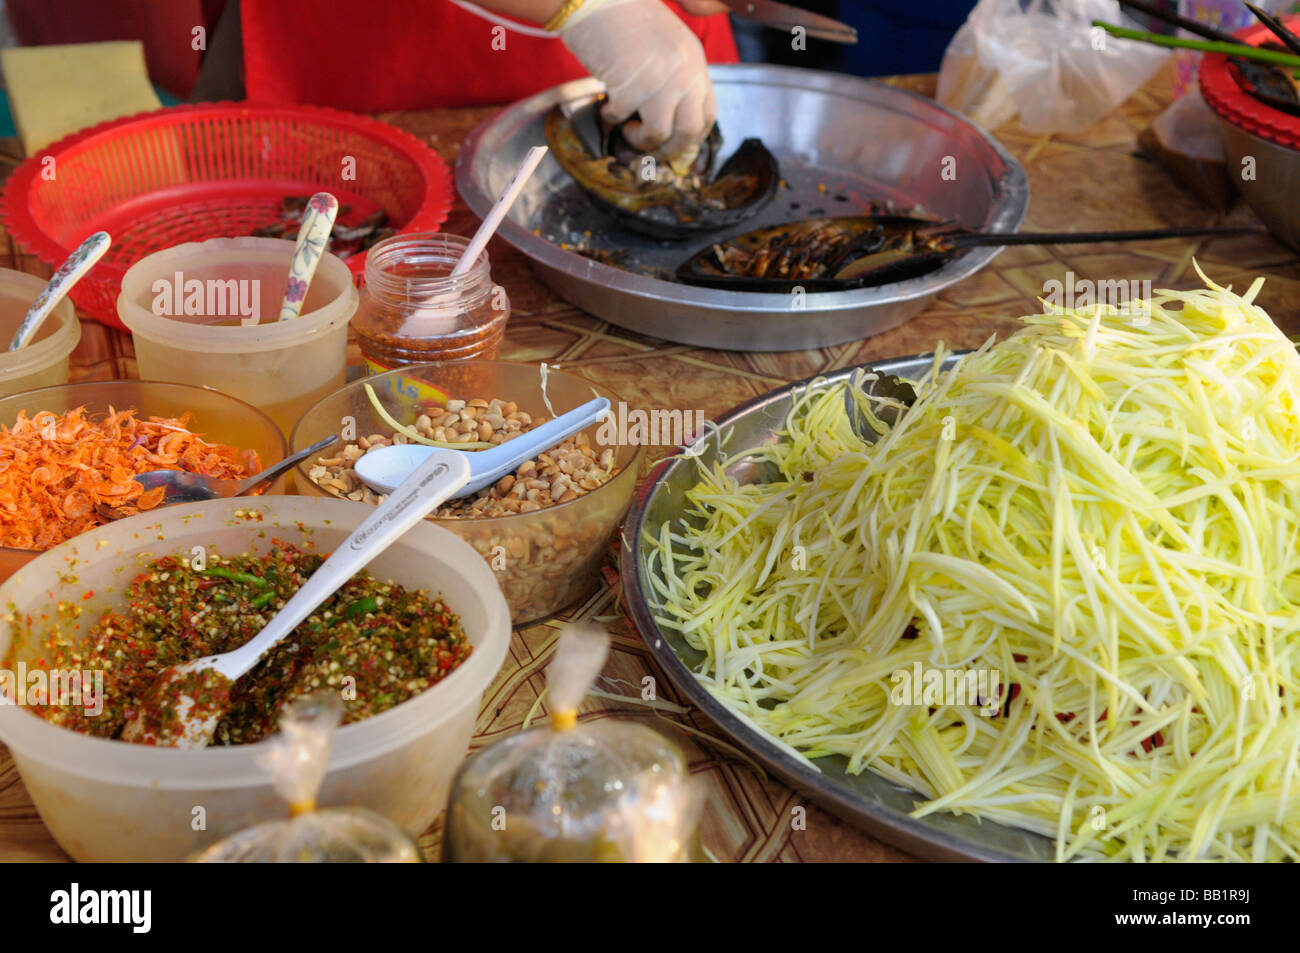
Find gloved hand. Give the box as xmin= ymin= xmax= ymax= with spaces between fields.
xmin=559 ymin=0 xmax=725 ymax=164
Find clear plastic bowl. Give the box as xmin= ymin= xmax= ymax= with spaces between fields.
xmin=0 ymin=496 xmax=511 ymax=862
xmin=0 ymin=268 xmax=80 ymax=397
xmin=291 ymin=361 xmax=643 ymax=625
xmin=0 ymin=379 xmax=288 ymax=584
xmin=116 ymin=237 xmax=358 ymax=436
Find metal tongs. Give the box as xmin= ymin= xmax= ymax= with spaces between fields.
xmin=843 ymin=370 xmax=917 ymax=442
xmin=1118 ymin=0 xmax=1300 ymax=55
xmin=722 ymin=0 xmax=857 ymax=44
xmin=1244 ymin=2 xmax=1300 ymax=58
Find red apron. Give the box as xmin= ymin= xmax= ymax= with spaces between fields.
xmin=240 ymin=0 xmax=739 ymax=111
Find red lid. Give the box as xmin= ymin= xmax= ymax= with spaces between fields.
xmin=1200 ymin=17 xmax=1300 ymax=150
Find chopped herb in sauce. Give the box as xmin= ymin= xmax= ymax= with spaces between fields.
xmin=38 ymin=542 xmax=470 ymax=745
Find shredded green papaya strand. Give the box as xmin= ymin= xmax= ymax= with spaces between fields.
xmin=646 ymin=268 xmax=1300 ymax=861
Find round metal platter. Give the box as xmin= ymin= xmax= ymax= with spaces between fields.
xmin=456 ymin=64 xmax=1028 ymax=352
xmin=619 ymin=353 xmax=1059 ymax=862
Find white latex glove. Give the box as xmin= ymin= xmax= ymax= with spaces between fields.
xmin=559 ymin=0 xmax=720 ymax=162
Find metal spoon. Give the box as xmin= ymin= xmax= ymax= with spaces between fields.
xmin=353 ymin=397 xmax=610 ymax=496
xmin=94 ymin=435 xmax=339 ymax=521
xmin=119 ymin=447 xmax=472 ymax=748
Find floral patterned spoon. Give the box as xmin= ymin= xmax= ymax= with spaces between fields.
xmin=278 ymin=192 xmax=338 ymax=321
xmin=7 ymin=231 xmax=111 ymax=350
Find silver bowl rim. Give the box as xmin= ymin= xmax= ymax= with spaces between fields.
xmin=618 ymin=352 xmax=1059 ymax=863
xmin=456 ymin=63 xmax=1030 ymax=316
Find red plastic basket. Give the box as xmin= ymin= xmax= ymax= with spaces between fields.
xmin=0 ymin=102 xmax=453 ymax=330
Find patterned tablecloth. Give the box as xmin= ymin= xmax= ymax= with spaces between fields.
xmin=1 ymin=68 xmax=1295 ymax=862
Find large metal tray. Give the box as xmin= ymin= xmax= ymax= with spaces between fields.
xmin=619 ymin=353 xmax=1058 ymax=862
xmin=456 ymin=65 xmax=1028 ymax=352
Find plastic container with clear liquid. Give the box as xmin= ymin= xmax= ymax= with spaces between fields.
xmin=116 ymin=237 xmax=358 ymax=435
xmin=0 ymin=268 xmax=80 ymax=398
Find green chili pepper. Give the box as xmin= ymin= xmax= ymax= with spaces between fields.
xmin=250 ymin=591 xmax=275 ymax=609
xmin=343 ymin=596 xmax=380 ymax=619
xmin=201 ymin=567 xmax=268 ymax=588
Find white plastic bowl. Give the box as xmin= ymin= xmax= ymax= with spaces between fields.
xmin=0 ymin=496 xmax=510 ymax=862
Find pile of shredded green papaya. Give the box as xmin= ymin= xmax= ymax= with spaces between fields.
xmin=646 ymin=269 xmax=1300 ymax=861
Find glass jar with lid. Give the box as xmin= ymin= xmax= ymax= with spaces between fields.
xmin=353 ymin=232 xmax=510 ymax=374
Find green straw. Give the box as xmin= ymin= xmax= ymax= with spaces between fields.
xmin=1093 ymin=20 xmax=1300 ymax=69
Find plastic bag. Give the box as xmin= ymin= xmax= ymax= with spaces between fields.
xmin=192 ymin=693 xmax=423 ymax=863
xmin=442 ymin=625 xmax=702 ymax=862
xmin=1150 ymin=86 xmax=1223 ymax=162
xmin=1138 ymin=86 xmax=1234 ymax=210
xmin=937 ymin=0 xmax=1170 ymax=134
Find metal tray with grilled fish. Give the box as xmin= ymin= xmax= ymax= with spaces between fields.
xmin=456 ymin=64 xmax=1029 ymax=352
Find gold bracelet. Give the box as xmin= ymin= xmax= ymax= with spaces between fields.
xmin=545 ymin=0 xmax=587 ymax=31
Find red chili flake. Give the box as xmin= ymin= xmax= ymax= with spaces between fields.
xmin=1131 ymin=720 xmax=1165 ymax=755
xmin=1139 ymin=730 xmax=1164 ymax=754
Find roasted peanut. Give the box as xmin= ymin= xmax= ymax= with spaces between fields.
xmin=305 ymin=394 xmax=625 ymax=623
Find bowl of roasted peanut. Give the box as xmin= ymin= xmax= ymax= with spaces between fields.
xmin=290 ymin=361 xmax=642 ymax=625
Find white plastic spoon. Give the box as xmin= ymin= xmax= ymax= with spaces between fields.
xmin=353 ymin=396 xmax=610 ymax=496
xmin=120 ymin=447 xmax=471 ymax=748
xmin=8 ymin=231 xmax=110 ymax=350
xmin=451 ymin=145 xmax=547 ymax=277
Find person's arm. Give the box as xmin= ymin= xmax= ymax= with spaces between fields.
xmin=472 ymin=0 xmax=729 ymax=24
xmin=469 ymin=0 xmax=565 ymax=21
xmin=471 ymin=0 xmax=731 ymax=160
